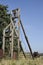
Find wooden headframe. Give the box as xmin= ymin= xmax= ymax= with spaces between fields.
xmin=2 ymin=9 xmax=20 ymax=58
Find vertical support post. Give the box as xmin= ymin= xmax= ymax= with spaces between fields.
xmin=3 ymin=30 xmax=5 ymax=55
xmin=18 ymin=22 xmax=20 ymax=59
xmin=10 ymin=24 xmax=12 ymax=58
xmin=11 ymin=28 xmax=13 ymax=58
xmin=10 ymin=16 xmax=14 ymax=58
xmin=9 ymin=35 xmax=12 ymax=57
xmin=17 ymin=9 xmax=20 ymax=59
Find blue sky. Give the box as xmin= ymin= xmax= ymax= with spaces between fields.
xmin=0 ymin=0 xmax=43 ymax=53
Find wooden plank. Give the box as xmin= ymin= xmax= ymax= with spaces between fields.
xmin=20 ymin=43 xmax=26 ymax=58
xmin=20 ymin=20 xmax=33 ymax=59
xmin=2 ymin=30 xmax=5 ymax=54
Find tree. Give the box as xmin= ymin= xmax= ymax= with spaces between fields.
xmin=0 ymin=4 xmax=10 ymax=48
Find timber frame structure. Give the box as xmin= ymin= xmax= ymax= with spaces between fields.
xmin=2 ymin=9 xmax=20 ymax=58
xmin=2 ymin=8 xmax=33 ymax=59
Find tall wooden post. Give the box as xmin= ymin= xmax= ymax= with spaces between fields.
xmin=3 ymin=30 xmax=5 ymax=55
xmin=17 ymin=9 xmax=20 ymax=59
xmin=9 ymin=33 xmax=12 ymax=58
xmin=10 ymin=14 xmax=14 ymax=58
xmin=11 ymin=28 xmax=14 ymax=58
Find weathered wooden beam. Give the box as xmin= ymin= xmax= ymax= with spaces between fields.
xmin=10 ymin=23 xmax=13 ymax=58
xmin=17 ymin=9 xmax=20 ymax=59
xmin=20 ymin=43 xmax=26 ymax=58
xmin=20 ymin=20 xmax=33 ymax=59
xmin=4 ymin=23 xmax=11 ymax=30
xmin=2 ymin=30 xmax=5 ymax=55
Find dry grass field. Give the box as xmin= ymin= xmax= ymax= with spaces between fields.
xmin=0 ymin=56 xmax=43 ymax=65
